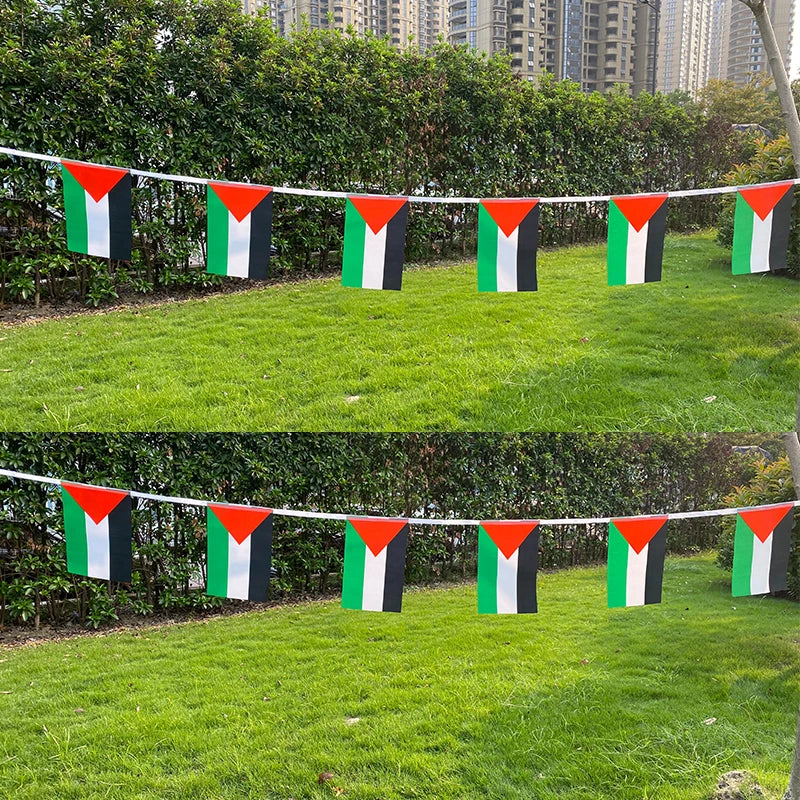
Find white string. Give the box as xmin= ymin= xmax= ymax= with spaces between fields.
xmin=2 ymin=145 xmax=797 ymax=205
xmin=1 ymin=467 xmax=796 ymax=527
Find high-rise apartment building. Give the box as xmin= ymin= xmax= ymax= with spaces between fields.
xmin=653 ymin=0 xmax=713 ymax=94
xmin=720 ymin=0 xmax=793 ymax=83
xmin=249 ymin=0 xmax=443 ymax=51
xmin=448 ymin=0 xmax=650 ymax=92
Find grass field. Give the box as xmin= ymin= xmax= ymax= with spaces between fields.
xmin=0 ymin=232 xmax=798 ymax=431
xmin=0 ymin=555 xmax=798 ymax=800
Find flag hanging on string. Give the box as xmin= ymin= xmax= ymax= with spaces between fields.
xmin=61 ymin=160 xmax=132 ymax=260
xmin=607 ymin=515 xmax=668 ymax=607
xmin=341 ymin=517 xmax=408 ymax=611
xmin=206 ymin=503 xmax=273 ymax=601
xmin=607 ymin=193 xmax=668 ymax=285
xmin=206 ymin=181 xmax=273 ymax=279
xmin=477 ymin=521 xmax=540 ymax=613
xmin=731 ymin=181 xmax=793 ymax=275
xmin=342 ymin=196 xmax=409 ymax=290
xmin=61 ymin=482 xmax=132 ymax=582
xmin=731 ymin=504 xmax=793 ymax=596
xmin=477 ymin=199 xmax=540 ymax=292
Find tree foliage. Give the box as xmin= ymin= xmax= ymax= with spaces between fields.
xmin=0 ymin=433 xmax=752 ymax=628
xmin=1 ymin=0 xmax=743 ymax=305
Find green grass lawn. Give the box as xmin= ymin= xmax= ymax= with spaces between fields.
xmin=0 ymin=232 xmax=798 ymax=431
xmin=0 ymin=555 xmax=798 ymax=800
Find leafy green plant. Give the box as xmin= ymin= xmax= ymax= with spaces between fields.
xmin=717 ymin=134 xmax=799 ymax=277
xmin=716 ymin=456 xmax=799 ymax=599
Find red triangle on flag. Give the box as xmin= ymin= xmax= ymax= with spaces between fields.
xmin=349 ymin=196 xmax=407 ymax=235
xmin=349 ymin=517 xmax=407 ymax=557
xmin=481 ymin=520 xmax=539 ymax=560
xmin=62 ymin=482 xmax=128 ymax=525
xmin=208 ymin=504 xmax=272 ymax=545
xmin=612 ymin=194 xmax=668 ymax=232
xmin=612 ymin=515 xmax=668 ymax=555
xmin=739 ymin=503 xmax=793 ymax=543
xmin=739 ymin=181 xmax=793 ymax=221
xmin=480 ymin=199 xmax=539 ymax=238
xmin=62 ymin=160 xmax=128 ymax=203
xmin=209 ymin=182 xmax=273 ymax=223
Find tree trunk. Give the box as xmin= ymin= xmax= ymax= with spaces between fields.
xmin=735 ymin=6 xmax=800 ymax=797
xmin=739 ymin=0 xmax=800 ymax=172
xmin=787 ymin=708 xmax=800 ymax=800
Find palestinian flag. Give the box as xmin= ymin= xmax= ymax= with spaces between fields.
xmin=206 ymin=181 xmax=273 ymax=279
xmin=731 ymin=503 xmax=794 ymax=596
xmin=477 ymin=521 xmax=540 ymax=614
xmin=61 ymin=482 xmax=132 ymax=582
xmin=341 ymin=517 xmax=408 ymax=612
xmin=607 ymin=193 xmax=668 ymax=285
xmin=61 ymin=160 xmax=132 ymax=260
xmin=731 ymin=181 xmax=794 ymax=274
xmin=206 ymin=503 xmax=273 ymax=601
xmin=342 ymin=196 xmax=409 ymax=290
xmin=477 ymin=199 xmax=540 ymax=292
xmin=607 ymin=515 xmax=668 ymax=607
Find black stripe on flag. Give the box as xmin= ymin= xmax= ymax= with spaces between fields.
xmin=108 ymin=174 xmax=132 ymax=262
xmin=381 ymin=523 xmax=409 ymax=612
xmin=643 ymin=523 xmax=667 ymax=605
xmin=246 ymin=515 xmax=274 ymax=601
xmin=515 ymin=527 xmax=540 ymax=613
xmin=108 ymin=495 xmax=132 ymax=583
xmin=768 ymin=510 xmax=793 ymax=593
xmin=247 ymin=193 xmax=273 ymax=281
xmin=515 ymin=205 xmax=540 ymax=292
xmin=382 ymin=202 xmax=409 ymax=291
xmin=768 ymin=188 xmax=793 ymax=271
xmin=643 ymin=200 xmax=668 ymax=283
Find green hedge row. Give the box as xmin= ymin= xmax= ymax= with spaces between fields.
xmin=0 ymin=433 xmax=754 ymax=627
xmin=0 ymin=0 xmax=745 ymax=305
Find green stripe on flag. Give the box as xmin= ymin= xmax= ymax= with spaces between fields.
xmin=206 ymin=511 xmax=230 ymax=597
xmin=477 ymin=528 xmax=499 ymax=614
xmin=206 ymin=187 xmax=230 ymax=276
xmin=731 ymin=516 xmax=754 ymax=596
xmin=342 ymin=200 xmax=367 ymax=288
xmin=62 ymin=167 xmax=88 ymax=255
xmin=607 ymin=523 xmax=629 ymax=608
xmin=477 ymin=206 xmax=499 ymax=292
xmin=62 ymin=488 xmax=88 ymax=576
xmin=731 ymin=194 xmax=754 ymax=276
xmin=341 ymin=521 xmax=366 ymax=609
xmin=607 ymin=202 xmax=629 ymax=286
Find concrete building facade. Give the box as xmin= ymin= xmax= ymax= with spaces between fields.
xmin=447 ymin=0 xmax=651 ymax=92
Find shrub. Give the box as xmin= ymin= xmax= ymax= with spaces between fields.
xmin=717 ymin=135 xmax=799 ymax=278
xmin=716 ymin=456 xmax=799 ymax=599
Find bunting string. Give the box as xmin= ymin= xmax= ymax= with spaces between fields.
xmin=1 ymin=467 xmax=797 ymax=527
xmin=3 ymin=145 xmax=799 ymax=205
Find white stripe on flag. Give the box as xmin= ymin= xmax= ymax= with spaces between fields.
xmin=750 ymin=534 xmax=773 ymax=595
xmin=361 ymin=546 xmax=387 ymax=610
xmin=496 ymin=227 xmax=519 ymax=292
xmin=750 ymin=210 xmax=772 ymax=273
xmin=227 ymin=534 xmax=252 ymax=600
xmin=86 ymin=514 xmax=110 ymax=580
xmin=625 ymin=220 xmax=648 ymax=284
xmin=625 ymin=542 xmax=648 ymax=606
xmin=362 ymin=225 xmax=388 ymax=289
xmin=227 ymin=212 xmax=251 ymax=278
xmin=86 ymin=192 xmax=110 ymax=259
xmin=496 ymin=549 xmax=519 ymax=613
